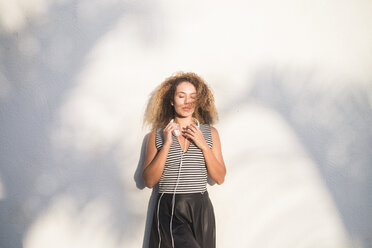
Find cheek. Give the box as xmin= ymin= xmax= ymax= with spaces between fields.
xmin=174 ymin=97 xmax=183 ymax=105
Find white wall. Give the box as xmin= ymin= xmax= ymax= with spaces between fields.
xmin=1 ymin=0 xmax=371 ymax=247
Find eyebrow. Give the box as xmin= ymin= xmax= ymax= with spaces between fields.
xmin=177 ymin=92 xmax=197 ymax=95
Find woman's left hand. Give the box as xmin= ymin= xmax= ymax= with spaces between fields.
xmin=182 ymin=124 xmax=209 ymax=151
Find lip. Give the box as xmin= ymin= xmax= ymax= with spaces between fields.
xmin=182 ymin=107 xmax=191 ymax=111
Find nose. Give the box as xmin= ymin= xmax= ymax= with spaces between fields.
xmin=184 ymin=96 xmax=195 ymax=105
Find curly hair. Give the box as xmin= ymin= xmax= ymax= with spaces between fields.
xmin=143 ymin=72 xmax=218 ymax=130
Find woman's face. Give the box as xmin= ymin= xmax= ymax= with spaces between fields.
xmin=172 ymin=81 xmax=197 ymax=118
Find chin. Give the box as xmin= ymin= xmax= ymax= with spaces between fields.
xmin=176 ymin=112 xmax=194 ymax=118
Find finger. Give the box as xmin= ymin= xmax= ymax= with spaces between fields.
xmin=186 ymin=125 xmax=198 ymax=134
xmin=183 ymin=131 xmax=193 ymax=139
xmin=187 ymin=126 xmax=194 ymax=132
xmin=165 ymin=123 xmax=172 ymax=130
xmin=166 ymin=119 xmax=178 ymax=128
xmin=166 ymin=121 xmax=178 ymax=130
xmin=189 ymin=123 xmax=199 ymax=130
xmin=183 ymin=129 xmax=194 ymax=137
xmin=182 ymin=126 xmax=192 ymax=133
xmin=165 ymin=125 xmax=176 ymax=134
xmin=165 ymin=123 xmax=173 ymax=131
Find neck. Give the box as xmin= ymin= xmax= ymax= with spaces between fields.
xmin=174 ymin=116 xmax=197 ymax=128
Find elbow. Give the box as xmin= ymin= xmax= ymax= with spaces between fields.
xmin=142 ymin=174 xmax=156 ymax=188
xmin=216 ymin=177 xmax=225 ymax=185
xmin=142 ymin=172 xmax=155 ymax=188
xmin=215 ymin=170 xmax=226 ymax=185
xmin=145 ymin=180 xmax=156 ymax=189
xmin=214 ymin=174 xmax=225 ymax=185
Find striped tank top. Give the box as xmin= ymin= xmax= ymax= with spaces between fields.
xmin=155 ymin=123 xmax=213 ymax=194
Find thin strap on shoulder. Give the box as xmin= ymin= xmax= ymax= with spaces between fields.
xmin=155 ymin=128 xmax=164 ymax=150
xmin=200 ymin=124 xmax=213 ymax=148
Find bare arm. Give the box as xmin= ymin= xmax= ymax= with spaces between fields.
xmin=142 ymin=121 xmax=178 ymax=188
xmin=142 ymin=130 xmax=170 ymax=188
xmin=201 ymin=126 xmax=226 ymax=184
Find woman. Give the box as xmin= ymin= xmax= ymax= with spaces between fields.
xmin=143 ymin=72 xmax=226 ymax=248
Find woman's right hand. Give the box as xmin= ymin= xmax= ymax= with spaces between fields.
xmin=163 ymin=119 xmax=179 ymax=146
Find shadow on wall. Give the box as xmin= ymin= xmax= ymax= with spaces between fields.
xmin=133 ymin=133 xmax=159 ymax=248
xmin=135 ymin=66 xmax=372 ymax=247
xmin=224 ymin=66 xmax=372 ymax=247
xmin=1 ymin=1 xmax=371 ymax=247
xmin=0 ymin=1 xmax=152 ymax=248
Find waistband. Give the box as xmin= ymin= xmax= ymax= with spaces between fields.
xmin=158 ymin=191 xmax=209 ymax=198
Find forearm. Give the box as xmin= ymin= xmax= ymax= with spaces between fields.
xmin=142 ymin=143 xmax=171 ymax=188
xmin=202 ymin=147 xmax=226 ymax=184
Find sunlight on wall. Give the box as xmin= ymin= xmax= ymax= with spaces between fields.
xmin=0 ymin=0 xmax=48 ymax=32
xmin=24 ymin=195 xmax=119 ymax=248
xmin=33 ymin=0 xmax=370 ymax=246
xmin=1 ymin=0 xmax=370 ymax=247
xmin=210 ymin=104 xmax=353 ymax=248
xmin=157 ymin=0 xmax=372 ymax=92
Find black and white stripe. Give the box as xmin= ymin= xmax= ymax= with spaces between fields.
xmin=155 ymin=123 xmax=213 ymax=194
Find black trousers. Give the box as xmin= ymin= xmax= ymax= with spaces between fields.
xmin=149 ymin=191 xmax=216 ymax=248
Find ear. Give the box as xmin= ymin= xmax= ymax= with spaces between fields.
xmin=170 ymin=100 xmax=174 ymax=106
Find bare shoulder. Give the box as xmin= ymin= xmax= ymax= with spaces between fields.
xmin=147 ymin=128 xmax=157 ymax=146
xmin=149 ymin=128 xmax=157 ymax=138
xmin=210 ymin=125 xmax=222 ymax=144
xmin=210 ymin=126 xmax=220 ymax=138
xmin=144 ymin=128 xmax=158 ymax=169
xmin=209 ymin=125 xmax=225 ymax=166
